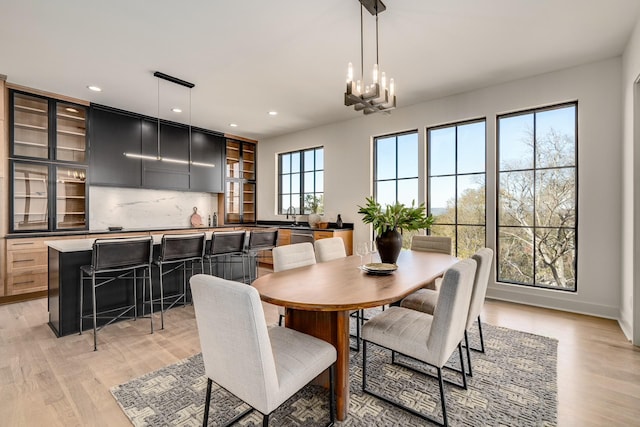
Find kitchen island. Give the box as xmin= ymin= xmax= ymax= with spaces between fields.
xmin=46 ymin=230 xmax=248 ymax=337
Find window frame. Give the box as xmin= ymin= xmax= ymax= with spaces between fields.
xmin=496 ymin=101 xmax=578 ymax=292
xmin=426 ymin=118 xmax=487 ymax=258
xmin=277 ymin=146 xmax=324 ymax=215
xmin=373 ymin=129 xmax=420 ymax=205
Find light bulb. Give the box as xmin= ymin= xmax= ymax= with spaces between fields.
xmin=372 ymin=64 xmax=379 ymax=84
xmin=356 ymin=80 xmax=361 ymax=94
xmin=347 ymin=62 xmax=353 ymax=83
xmin=381 ymin=72 xmax=387 ymax=90
xmin=389 ymin=78 xmax=395 ymax=97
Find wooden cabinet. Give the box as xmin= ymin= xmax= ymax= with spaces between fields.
xmin=9 ymin=90 xmax=88 ymax=233
xmin=6 ymin=237 xmax=49 ymax=295
xmin=314 ymin=229 xmax=353 ymax=255
xmin=225 ymin=139 xmax=257 ymax=224
xmin=89 ymin=105 xmax=142 ymax=187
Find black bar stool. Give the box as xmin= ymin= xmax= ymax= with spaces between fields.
xmin=152 ymin=233 xmax=206 ymax=329
xmin=204 ymin=231 xmax=246 ymax=280
xmin=79 ymin=236 xmax=154 ymax=351
xmin=244 ymin=229 xmax=278 ymax=283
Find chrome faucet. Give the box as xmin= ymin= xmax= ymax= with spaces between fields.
xmin=286 ymin=206 xmax=298 ymax=225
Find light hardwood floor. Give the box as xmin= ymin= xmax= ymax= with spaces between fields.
xmin=0 ymin=294 xmax=638 ymax=426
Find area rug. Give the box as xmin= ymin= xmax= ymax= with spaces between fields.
xmin=111 ymin=323 xmax=557 ymax=426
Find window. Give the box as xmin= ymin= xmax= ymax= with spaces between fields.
xmin=373 ymin=130 xmax=419 ymax=247
xmin=427 ymin=119 xmax=486 ymax=258
xmin=278 ymin=147 xmax=323 ymax=215
xmin=497 ymin=103 xmax=577 ymax=291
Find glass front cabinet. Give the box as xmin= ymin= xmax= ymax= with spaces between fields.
xmin=225 ymin=139 xmax=256 ymax=224
xmin=9 ymin=90 xmax=88 ymax=232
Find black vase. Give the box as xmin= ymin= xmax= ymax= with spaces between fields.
xmin=376 ymin=229 xmax=403 ymax=264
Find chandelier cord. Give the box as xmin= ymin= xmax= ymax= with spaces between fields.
xmin=375 ymin=2 xmax=379 ymax=67
xmin=157 ymin=78 xmax=160 ymax=159
xmin=360 ymin=3 xmax=364 ymax=82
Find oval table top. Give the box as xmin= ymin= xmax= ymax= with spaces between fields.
xmin=252 ymin=250 xmax=458 ymax=311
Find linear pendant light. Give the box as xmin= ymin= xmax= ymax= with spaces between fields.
xmin=123 ymin=72 xmax=216 ymax=168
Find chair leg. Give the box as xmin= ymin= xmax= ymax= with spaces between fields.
xmin=159 ymin=265 xmax=165 ymax=330
xmin=329 ymin=364 xmax=335 ymax=426
xmin=458 ymin=342 xmax=467 ymax=389
xmin=436 ymin=367 xmax=449 ymax=427
xmin=262 ymin=413 xmax=269 ymax=427
xmin=464 ymin=330 xmax=473 ymax=377
xmin=79 ymin=274 xmax=84 ymax=335
xmin=203 ymin=378 xmax=212 ymax=427
xmin=278 ymin=314 xmax=284 ymax=327
xmin=148 ymin=266 xmax=154 ymax=334
xmin=476 ymin=315 xmax=486 ymax=353
xmin=92 ymin=274 xmax=98 ymax=351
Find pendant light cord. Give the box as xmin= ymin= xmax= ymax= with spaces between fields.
xmin=360 ymin=3 xmax=364 ymax=81
xmin=157 ymin=78 xmax=160 ymax=159
xmin=375 ymin=2 xmax=379 ymax=67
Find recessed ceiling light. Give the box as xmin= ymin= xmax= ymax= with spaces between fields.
xmin=229 ymin=123 xmax=238 ymax=127
xmin=87 ymin=85 xmax=102 ymax=92
xmin=268 ymin=111 xmax=278 ymax=116
xmin=65 ymin=107 xmax=79 ymax=113
xmin=171 ymin=108 xmax=182 ymax=113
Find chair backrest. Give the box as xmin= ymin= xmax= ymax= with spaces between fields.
xmin=92 ymin=236 xmax=153 ymax=272
xmin=160 ymin=233 xmax=206 ymax=262
xmin=410 ymin=235 xmax=452 ymax=255
xmin=426 ymin=258 xmax=477 ymax=367
xmin=248 ymin=229 xmax=279 ymax=251
xmin=314 ymin=237 xmax=346 ymax=262
xmin=190 ymin=274 xmax=278 ymax=411
xmin=466 ymin=248 xmax=493 ymax=329
xmin=272 ymin=242 xmax=316 ymax=272
xmin=209 ymin=231 xmax=246 ymax=256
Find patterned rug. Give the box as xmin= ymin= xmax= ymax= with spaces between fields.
xmin=111 ymin=323 xmax=557 ymax=426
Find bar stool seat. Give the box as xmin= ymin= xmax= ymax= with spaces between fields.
xmin=204 ymin=231 xmax=246 ymax=280
xmin=152 ymin=233 xmax=206 ymax=329
xmin=79 ymin=236 xmax=154 ymax=351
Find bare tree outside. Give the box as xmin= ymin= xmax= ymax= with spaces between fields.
xmin=497 ymin=104 xmax=577 ymax=290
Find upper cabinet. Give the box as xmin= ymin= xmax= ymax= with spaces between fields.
xmin=190 ymin=129 xmax=224 ymax=193
xmin=9 ymin=89 xmax=88 ymax=233
xmin=11 ymin=91 xmax=87 ymax=163
xmin=90 ymin=105 xmax=142 ymax=187
xmin=89 ymin=104 xmax=225 ymax=193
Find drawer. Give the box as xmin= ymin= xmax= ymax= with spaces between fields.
xmin=7 ymin=271 xmax=48 ymax=295
xmin=7 ymin=250 xmax=48 ymax=273
xmin=314 ymin=231 xmax=334 ymax=240
xmin=7 ymin=238 xmax=48 ymax=251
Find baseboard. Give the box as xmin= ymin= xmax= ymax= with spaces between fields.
xmin=486 ymin=286 xmax=619 ymax=319
xmin=618 ymin=315 xmax=633 ymax=342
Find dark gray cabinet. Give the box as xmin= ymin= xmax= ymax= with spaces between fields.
xmin=90 ymin=106 xmax=142 ymax=187
xmin=90 ymin=104 xmax=225 ymax=192
xmin=141 ymin=119 xmax=190 ymax=190
xmin=190 ymin=129 xmax=224 ymax=193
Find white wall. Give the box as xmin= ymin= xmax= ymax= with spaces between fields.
xmin=259 ymin=57 xmax=623 ymax=320
xmin=89 ymin=187 xmax=219 ymax=230
xmin=621 ymin=16 xmax=640 ymax=344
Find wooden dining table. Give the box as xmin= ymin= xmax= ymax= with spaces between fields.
xmin=251 ymin=249 xmax=458 ymax=421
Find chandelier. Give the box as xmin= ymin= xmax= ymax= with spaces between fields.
xmin=344 ymin=0 xmax=396 ymax=115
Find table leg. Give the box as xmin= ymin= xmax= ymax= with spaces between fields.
xmin=285 ymin=308 xmax=350 ymax=421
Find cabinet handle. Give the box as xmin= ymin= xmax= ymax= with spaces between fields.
xmin=14 ymin=280 xmax=35 ymax=285
xmin=14 ymin=259 xmax=35 ymax=263
xmin=12 ymin=242 xmax=33 ymax=246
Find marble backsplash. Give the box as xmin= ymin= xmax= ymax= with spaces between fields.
xmin=89 ymin=187 xmax=219 ymax=230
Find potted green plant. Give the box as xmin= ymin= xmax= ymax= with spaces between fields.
xmin=357 ymin=197 xmax=434 ymax=263
xmin=305 ymin=194 xmax=323 ymax=228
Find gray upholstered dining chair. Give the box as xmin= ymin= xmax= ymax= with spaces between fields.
xmin=410 ymin=235 xmax=453 ymax=291
xmin=361 ymin=259 xmax=477 ymax=426
xmin=190 ymin=274 xmax=336 ymax=427
xmin=314 ymin=237 xmax=346 ymax=262
xmin=400 ymin=247 xmax=493 ymax=376
xmin=410 ymin=235 xmax=452 ymax=255
xmin=272 ymin=242 xmax=316 ymax=326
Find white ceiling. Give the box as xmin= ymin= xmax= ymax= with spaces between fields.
xmin=1 ymin=0 xmax=639 ymax=140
